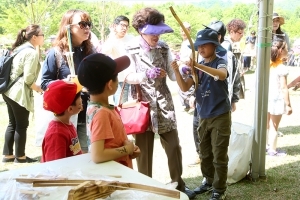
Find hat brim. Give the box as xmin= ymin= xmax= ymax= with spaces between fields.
xmin=188 ymin=40 xmax=226 ymax=53
xmin=273 ymin=16 xmax=285 ymax=25
xmin=70 ymin=77 xmax=84 ymax=94
xmin=113 ymin=55 xmax=131 ymax=75
xmin=139 ymin=22 xmax=174 ymax=35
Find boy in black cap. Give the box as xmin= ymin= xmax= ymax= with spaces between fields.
xmin=77 ymin=53 xmax=140 ymax=168
xmin=171 ymin=29 xmax=231 ymax=200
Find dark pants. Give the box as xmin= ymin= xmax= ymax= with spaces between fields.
xmin=2 ymin=94 xmax=30 ymax=157
xmin=135 ymin=129 xmax=185 ymax=191
xmin=193 ymin=106 xmax=200 ymax=155
xmin=198 ymin=111 xmax=231 ymax=193
xmin=243 ymin=56 xmax=251 ymax=68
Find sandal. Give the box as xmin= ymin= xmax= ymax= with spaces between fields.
xmin=267 ymin=149 xmax=287 ymax=157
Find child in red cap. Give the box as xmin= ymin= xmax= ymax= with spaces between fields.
xmin=42 ymin=79 xmax=83 ymax=162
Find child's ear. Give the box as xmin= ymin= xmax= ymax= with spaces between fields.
xmin=67 ymin=105 xmax=73 ymax=113
xmin=107 ymin=79 xmax=114 ymax=90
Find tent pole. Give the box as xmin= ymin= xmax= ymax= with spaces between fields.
xmin=259 ymin=0 xmax=274 ymax=179
xmin=251 ymin=0 xmax=273 ymax=181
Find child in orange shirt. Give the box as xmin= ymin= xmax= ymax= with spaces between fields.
xmin=78 ymin=53 xmax=140 ymax=168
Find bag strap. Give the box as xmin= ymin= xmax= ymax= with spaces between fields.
xmin=6 ymin=45 xmax=35 ymax=91
xmin=5 ymin=72 xmax=23 ymax=91
xmin=118 ymin=74 xmax=130 ymax=105
xmin=118 ymin=73 xmax=142 ymax=105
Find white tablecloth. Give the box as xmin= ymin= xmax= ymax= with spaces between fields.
xmin=0 ymin=153 xmax=188 ymax=200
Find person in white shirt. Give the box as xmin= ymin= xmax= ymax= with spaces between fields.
xmin=177 ymin=22 xmax=194 ymax=112
xmin=101 ymin=15 xmax=134 ymax=105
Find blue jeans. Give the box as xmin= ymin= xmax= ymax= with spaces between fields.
xmin=113 ymin=82 xmax=130 ymax=106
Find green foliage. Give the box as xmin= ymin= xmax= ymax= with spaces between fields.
xmin=0 ymin=0 xmax=299 ymax=48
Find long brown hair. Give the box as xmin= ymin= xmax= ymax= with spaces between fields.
xmin=12 ymin=24 xmax=41 ymax=50
xmin=271 ymin=35 xmax=286 ymax=62
xmin=53 ymin=9 xmax=93 ymax=56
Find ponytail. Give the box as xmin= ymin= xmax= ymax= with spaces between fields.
xmin=12 ymin=24 xmax=41 ymax=51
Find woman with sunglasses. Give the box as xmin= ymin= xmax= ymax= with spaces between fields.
xmin=40 ymin=9 xmax=96 ymax=153
xmin=2 ymin=24 xmax=44 ymax=163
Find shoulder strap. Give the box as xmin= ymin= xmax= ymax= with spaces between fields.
xmin=11 ymin=45 xmax=34 ymax=57
xmin=5 ymin=45 xmax=35 ymax=91
xmin=54 ymin=47 xmax=64 ymax=79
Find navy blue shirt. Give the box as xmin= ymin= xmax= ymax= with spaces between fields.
xmin=41 ymin=47 xmax=91 ymax=123
xmin=195 ymin=57 xmax=231 ymax=119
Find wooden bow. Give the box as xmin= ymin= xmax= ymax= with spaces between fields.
xmin=169 ymin=6 xmax=198 ymax=91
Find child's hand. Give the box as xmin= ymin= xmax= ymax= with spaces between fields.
xmin=129 ymin=145 xmax=141 ymax=159
xmin=123 ymin=140 xmax=134 ymax=155
xmin=286 ymin=105 xmax=292 ymax=115
xmin=182 ymin=65 xmax=191 ymax=75
xmin=171 ymin=60 xmax=180 ymax=72
xmin=189 ymin=96 xmax=195 ymax=109
xmin=64 ymin=74 xmax=76 ymax=82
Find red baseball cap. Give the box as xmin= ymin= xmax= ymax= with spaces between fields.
xmin=43 ymin=79 xmax=83 ymax=114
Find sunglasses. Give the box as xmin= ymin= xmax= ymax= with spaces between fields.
xmin=71 ymin=21 xmax=93 ymax=29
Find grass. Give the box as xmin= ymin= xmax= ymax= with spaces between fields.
xmin=1 ymin=66 xmax=300 ymax=199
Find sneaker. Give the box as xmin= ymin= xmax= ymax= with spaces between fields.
xmin=194 ymin=183 xmax=213 ymax=194
xmin=210 ymin=191 xmax=226 ymax=200
xmin=184 ymin=186 xmax=196 ymax=199
xmin=184 ymin=107 xmax=190 ymax=112
xmin=277 ymin=131 xmax=284 ymax=137
xmin=188 ymin=157 xmax=200 ymax=167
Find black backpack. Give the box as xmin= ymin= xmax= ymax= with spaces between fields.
xmin=0 ymin=45 xmax=33 ymax=93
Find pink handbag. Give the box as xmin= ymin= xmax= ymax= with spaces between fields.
xmin=115 ymin=81 xmax=150 ymax=135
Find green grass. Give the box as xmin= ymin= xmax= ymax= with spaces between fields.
xmin=1 ymin=66 xmax=300 ymax=199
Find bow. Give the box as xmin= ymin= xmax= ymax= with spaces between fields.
xmin=169 ymin=6 xmax=198 ymax=91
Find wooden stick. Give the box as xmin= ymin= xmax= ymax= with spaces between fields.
xmin=33 ymin=179 xmax=94 ymax=187
xmin=16 ymin=177 xmax=68 ymax=183
xmin=16 ymin=175 xmax=121 ymax=184
xmin=107 ymin=184 xmax=180 ymax=199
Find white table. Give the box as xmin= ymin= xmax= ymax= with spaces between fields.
xmin=0 ymin=153 xmax=188 ymax=200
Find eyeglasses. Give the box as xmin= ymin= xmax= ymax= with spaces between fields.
xmin=71 ymin=21 xmax=93 ymax=29
xmin=118 ymin=23 xmax=129 ymax=29
xmin=36 ymin=34 xmax=44 ymax=37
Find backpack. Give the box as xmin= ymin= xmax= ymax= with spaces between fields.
xmin=0 ymin=45 xmax=33 ymax=93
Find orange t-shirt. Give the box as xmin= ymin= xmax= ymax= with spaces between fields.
xmin=87 ymin=104 xmax=132 ymax=168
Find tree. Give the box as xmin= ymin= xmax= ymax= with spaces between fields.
xmin=0 ymin=0 xmax=63 ymax=37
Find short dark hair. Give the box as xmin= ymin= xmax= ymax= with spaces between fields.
xmin=114 ymin=15 xmax=129 ymax=25
xmin=88 ymin=74 xmax=118 ymax=95
xmin=271 ymin=35 xmax=286 ymax=62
